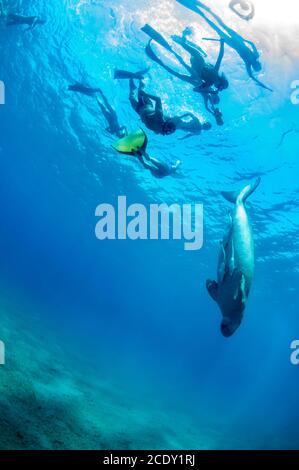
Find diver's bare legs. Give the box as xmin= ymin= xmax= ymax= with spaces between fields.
xmin=145 ymin=42 xmax=195 ymax=85
xmin=98 ymin=89 xmax=115 ymax=116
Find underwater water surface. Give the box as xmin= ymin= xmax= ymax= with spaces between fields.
xmin=0 ymin=0 xmax=299 ymax=450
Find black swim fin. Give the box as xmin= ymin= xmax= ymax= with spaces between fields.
xmin=114 ymin=68 xmax=149 ymax=80
xmin=141 ymin=24 xmax=173 ymax=52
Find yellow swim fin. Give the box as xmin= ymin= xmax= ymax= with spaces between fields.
xmin=112 ymin=129 xmax=148 ymax=155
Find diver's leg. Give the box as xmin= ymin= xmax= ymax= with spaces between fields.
xmin=97 ymin=99 xmax=111 ymax=122
xmin=173 ymin=36 xmax=203 ymax=58
xmin=145 ymin=42 xmax=194 ymax=85
xmin=98 ymin=89 xmax=115 ymax=115
xmin=129 ymin=79 xmax=140 ymax=112
xmin=148 ymin=156 xmax=169 ymax=173
xmin=200 ymin=3 xmax=242 ymax=40
xmin=180 ymin=1 xmax=231 ymax=42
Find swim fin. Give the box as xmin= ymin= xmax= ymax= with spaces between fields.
xmin=112 ymin=129 xmax=148 ymax=155
xmin=141 ymin=24 xmax=173 ymax=52
xmin=114 ymin=68 xmax=149 ymax=80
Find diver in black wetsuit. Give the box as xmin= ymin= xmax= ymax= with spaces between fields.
xmin=6 ymin=13 xmax=46 ymax=30
xmin=229 ymin=0 xmax=255 ymax=21
xmin=176 ymin=0 xmax=272 ymax=91
xmin=68 ymin=83 xmax=127 ymax=139
xmin=128 ymin=78 xmax=176 ymax=136
xmin=143 ymin=24 xmax=228 ymax=94
xmin=144 ymin=41 xmax=225 ymax=125
xmin=137 ymin=153 xmax=181 ymax=178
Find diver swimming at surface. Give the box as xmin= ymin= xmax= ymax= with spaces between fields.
xmin=142 ymin=25 xmax=226 ymax=125
xmin=176 ymin=0 xmax=272 ymax=91
xmin=229 ymin=0 xmax=255 ymax=21
xmin=115 ymin=71 xmax=177 ymax=136
xmin=129 ymin=77 xmax=176 ymax=136
xmin=137 ymin=153 xmax=181 ymax=178
xmin=112 ymin=129 xmax=181 ymax=178
xmin=68 ymin=83 xmax=127 ymax=138
xmin=142 ymin=24 xmax=228 ymax=94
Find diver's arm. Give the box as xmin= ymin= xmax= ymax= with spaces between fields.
xmin=140 ymin=91 xmax=163 ymax=114
xmin=194 ymin=84 xmax=215 ymax=94
xmin=245 ymin=63 xmax=273 ymax=91
xmin=251 ymin=75 xmax=273 ymax=92
xmin=214 ymin=39 xmax=225 ymax=73
xmin=203 ymin=94 xmax=215 ymax=115
xmin=178 ymin=133 xmax=194 ymax=140
xmin=140 ymin=91 xmax=161 ymax=106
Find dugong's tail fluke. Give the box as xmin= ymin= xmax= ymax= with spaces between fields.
xmin=221 ymin=177 xmax=261 ymax=205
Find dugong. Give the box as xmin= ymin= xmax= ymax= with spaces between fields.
xmin=206 ymin=178 xmax=260 ymax=337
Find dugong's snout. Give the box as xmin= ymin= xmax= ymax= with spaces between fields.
xmin=221 ymin=317 xmax=242 ymax=338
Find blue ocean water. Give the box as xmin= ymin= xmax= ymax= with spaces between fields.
xmin=0 ymin=0 xmax=299 ymax=450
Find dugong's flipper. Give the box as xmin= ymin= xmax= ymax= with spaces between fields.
xmin=206 ymin=280 xmax=218 ymax=301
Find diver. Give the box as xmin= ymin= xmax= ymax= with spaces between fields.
xmin=112 ymin=128 xmax=181 ymax=178
xmin=68 ymin=82 xmax=127 ymax=138
xmin=96 ymin=90 xmax=127 ymax=138
xmin=6 ymin=13 xmax=46 ymax=30
xmin=115 ymin=72 xmax=176 ymax=136
xmin=176 ymin=0 xmax=272 ymax=91
xmin=142 ymin=24 xmax=228 ymax=94
xmin=142 ymin=26 xmax=226 ymax=125
xmin=129 ymin=78 xmax=176 ymax=136
xmin=137 ymin=153 xmax=181 ymax=178
xmin=229 ymin=0 xmax=255 ymax=21
xmin=172 ymin=113 xmax=212 ymax=139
